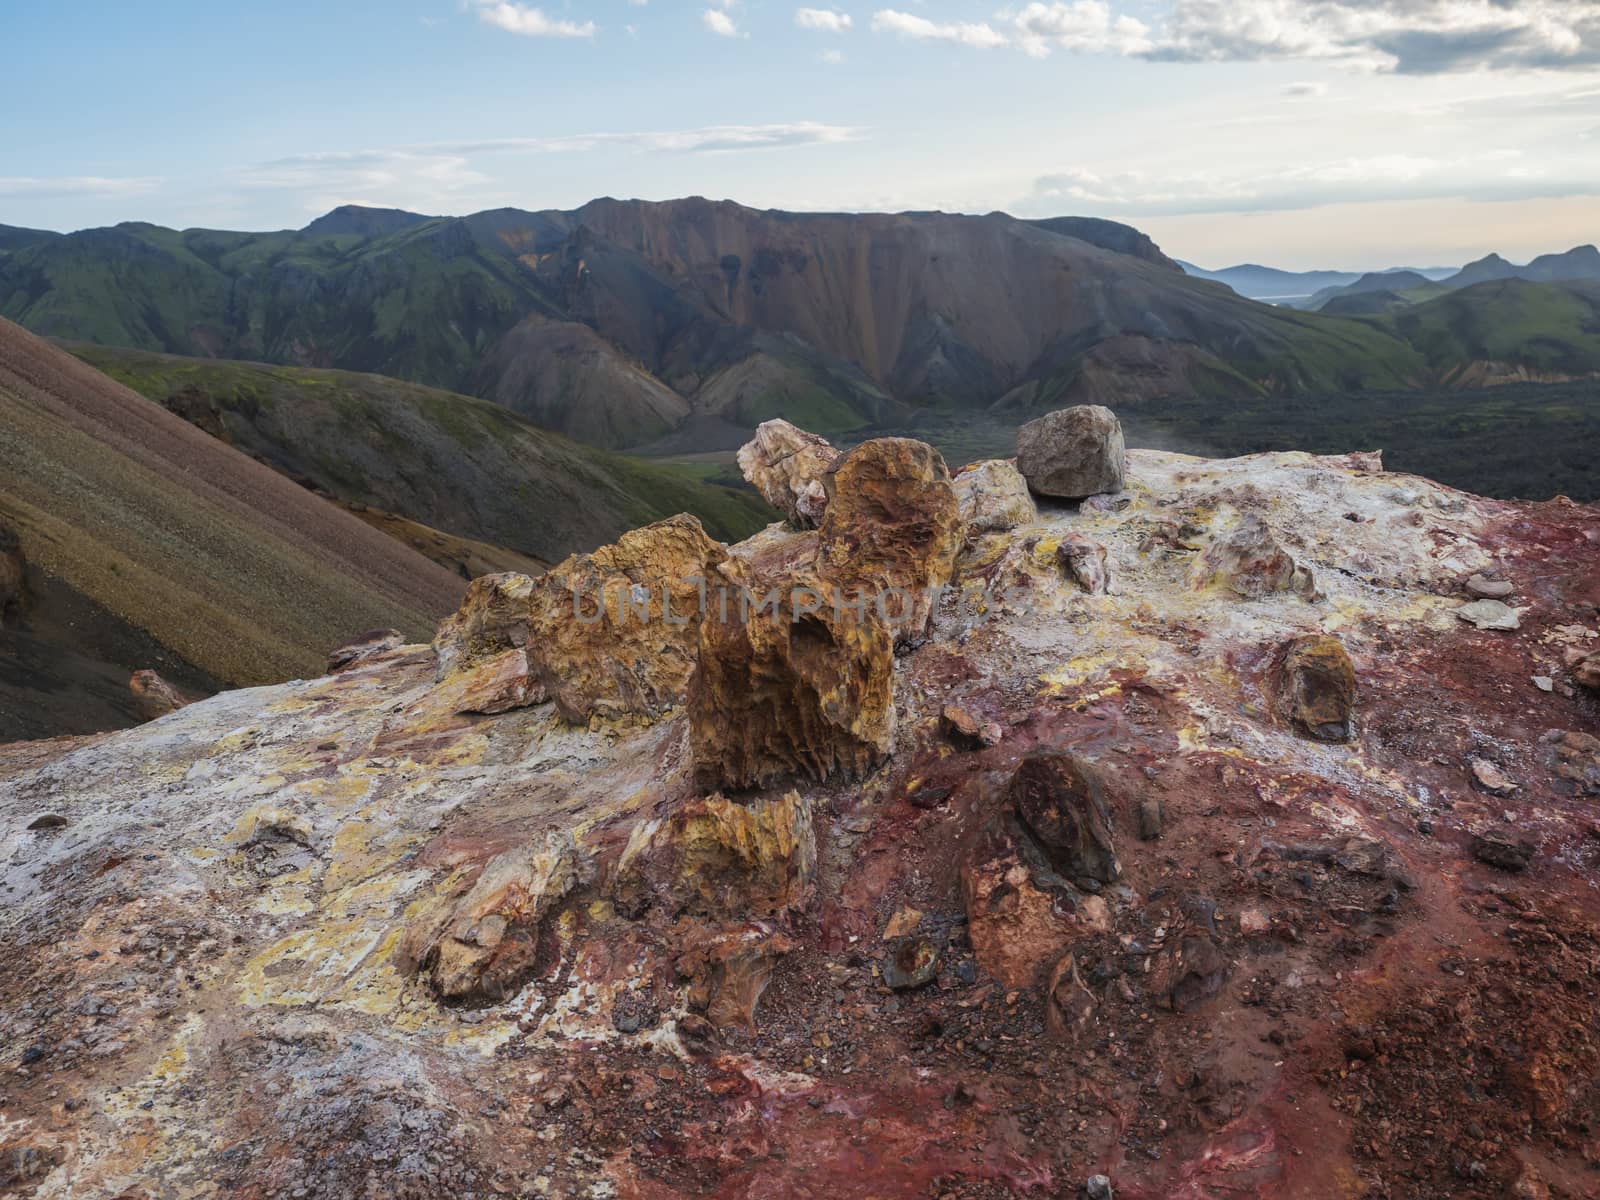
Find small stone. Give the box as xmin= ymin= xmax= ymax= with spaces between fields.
xmin=1015 ymin=405 xmax=1125 ymax=500
xmin=1471 ymin=827 xmax=1534 ymax=872
xmin=1238 ymin=907 xmax=1271 ymax=936
xmin=1532 ymin=676 xmax=1554 ymax=692
xmin=1084 ymin=1173 xmax=1114 ymax=1200
xmin=1136 ymin=797 xmax=1163 ymax=841
xmin=942 ymin=703 xmax=1003 ymax=748
xmin=1190 ymin=514 xmax=1316 ymax=600
xmin=1464 ymin=573 xmax=1514 ymax=599
xmin=1469 ymin=758 xmax=1518 ymax=795
xmin=882 ymin=934 xmax=941 ymax=990
xmin=1057 ymin=534 xmax=1110 ymax=595
xmin=1576 ymin=651 xmax=1600 ymax=692
xmin=1007 ymin=752 xmax=1120 ymax=885
xmin=27 ymin=814 xmax=68 ymax=831
xmin=1280 ymin=634 xmax=1356 ymax=742
xmin=1456 ymin=599 xmax=1521 ymax=631
xmin=883 ymin=906 xmax=923 ymax=940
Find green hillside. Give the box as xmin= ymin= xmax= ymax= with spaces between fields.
xmin=1380 ymin=279 xmax=1600 ymax=376
xmin=66 ymin=344 xmax=775 ymax=562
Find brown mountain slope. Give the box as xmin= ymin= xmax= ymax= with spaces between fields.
xmin=0 ymin=317 xmax=466 ymax=733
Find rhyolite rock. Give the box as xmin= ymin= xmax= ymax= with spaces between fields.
xmin=1008 ymin=751 xmax=1121 ymax=886
xmin=1540 ymin=729 xmax=1600 ymax=794
xmin=129 ymin=670 xmax=192 ymax=722
xmin=1016 ymin=405 xmax=1125 ymax=499
xmin=528 ymin=514 xmax=728 ymax=723
xmin=1457 ymin=598 xmax=1521 ymax=631
xmin=1191 ymin=514 xmax=1317 ymax=599
xmin=444 ymin=647 xmax=544 ymax=716
xmin=962 ymin=820 xmax=1079 ymax=988
xmin=1280 ymin=634 xmax=1356 ymax=742
xmin=817 ymin=437 xmax=963 ymax=641
xmin=328 ymin=627 xmax=405 ymax=673
xmin=432 ymin=572 xmax=536 ymax=680
xmin=689 ymin=552 xmax=897 ymax=790
xmin=1574 ymin=651 xmax=1600 ymax=692
xmin=952 ymin=459 xmax=1036 ymax=533
xmin=615 ymin=790 xmax=816 ymax=918
xmin=403 ymin=831 xmax=577 ymax=1001
xmin=736 ymin=419 xmax=840 ymax=527
xmin=1057 ymin=533 xmax=1110 ymax=595
xmin=1465 ymin=573 xmax=1514 ymax=599
xmin=677 ymin=925 xmax=794 ymax=1030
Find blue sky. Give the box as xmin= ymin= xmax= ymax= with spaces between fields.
xmin=4 ymin=0 xmax=1598 ymax=268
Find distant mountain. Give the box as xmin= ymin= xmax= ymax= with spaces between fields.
xmin=0 ymin=224 xmax=61 ymax=255
xmin=1025 ymin=216 xmax=1179 ymax=269
xmin=1175 ymin=262 xmax=1364 ymax=303
xmin=1306 ymin=270 xmax=1447 ymax=311
xmin=1447 ymin=252 xmax=1520 ymax=288
xmin=301 ymin=204 xmax=433 ymax=238
xmin=1442 ymin=245 xmax=1600 ymax=288
xmin=1381 ymin=278 xmax=1600 ymax=384
xmin=0 ymin=199 xmax=1436 ymax=449
xmin=1307 ymin=245 xmax=1600 ymax=313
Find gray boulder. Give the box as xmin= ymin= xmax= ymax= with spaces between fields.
xmin=1016 ymin=405 xmax=1125 ymax=499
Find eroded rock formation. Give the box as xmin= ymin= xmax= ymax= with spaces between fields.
xmin=128 ymin=669 xmax=191 ymax=722
xmin=736 ymin=418 xmax=839 ymax=527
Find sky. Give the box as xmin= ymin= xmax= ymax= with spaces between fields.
xmin=3 ymin=0 xmax=1598 ymax=270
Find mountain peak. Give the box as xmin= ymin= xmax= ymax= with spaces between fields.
xmin=302 ymin=204 xmax=432 ymax=237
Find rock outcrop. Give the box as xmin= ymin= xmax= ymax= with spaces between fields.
xmin=1015 ymin=405 xmax=1126 ymax=499
xmin=128 ymin=669 xmax=192 ymax=722
xmin=432 ymin=572 xmax=536 ymax=680
xmin=736 ymin=419 xmax=839 ymax=527
xmin=1190 ymin=513 xmax=1317 ymax=599
xmin=1280 ymin=634 xmax=1357 ymax=742
xmin=8 ymin=432 xmax=1600 ymax=1200
xmin=327 ymin=627 xmax=405 ymax=673
xmin=527 ymin=514 xmax=727 ymax=722
xmin=403 ymin=831 xmax=578 ymax=1001
xmin=952 ymin=459 xmax=1036 ymax=533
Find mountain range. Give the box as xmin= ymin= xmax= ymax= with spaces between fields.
xmin=1177 ymin=261 xmax=1456 ymax=305
xmin=1 ymin=199 xmax=1446 ymax=451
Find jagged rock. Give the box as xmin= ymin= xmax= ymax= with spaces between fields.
xmin=432 ymin=572 xmax=536 ymax=680
xmin=962 ymin=823 xmax=1078 ymax=988
xmin=1016 ymin=405 xmax=1126 ymax=499
xmin=952 ymin=459 xmax=1036 ymax=533
xmin=677 ymin=925 xmax=794 ymax=1030
xmin=129 ymin=670 xmax=192 ymax=722
xmin=942 ymin=703 xmax=1003 ymax=747
xmin=1465 ymin=573 xmax=1514 ymax=599
xmin=1541 ymin=729 xmax=1600 ymax=794
xmin=1456 ymin=599 xmax=1521 ymax=631
xmin=1280 ymin=634 xmax=1356 ymax=742
xmin=1008 ymin=752 xmax=1121 ymax=886
xmin=1190 ymin=514 xmax=1317 ymax=599
xmin=328 ymin=628 xmax=405 ymax=673
xmin=446 ymin=648 xmax=545 ymax=716
xmin=1471 ymin=827 xmax=1534 ymax=872
xmin=230 ymin=804 xmax=315 ymax=849
xmin=528 ymin=515 xmax=728 ymax=723
xmin=1149 ymin=932 xmax=1228 ymax=1012
xmin=1057 ymin=534 xmax=1110 ymax=595
xmin=1084 ymin=1176 xmax=1114 ymax=1200
xmin=817 ymin=437 xmax=963 ymax=641
xmin=403 ymin=831 xmax=578 ymax=1001
xmin=1137 ymin=797 xmax=1163 ymax=841
xmin=736 ymin=419 xmax=839 ymax=527
xmin=1045 ymin=953 xmax=1097 ymax=1039
xmin=616 ymin=790 xmax=816 ymax=918
xmin=0 ymin=523 xmax=26 ymax=627
xmin=882 ymin=933 xmax=942 ymax=990
xmin=1574 ymin=651 xmax=1600 ymax=691
xmin=690 ymin=552 xmax=896 ymax=790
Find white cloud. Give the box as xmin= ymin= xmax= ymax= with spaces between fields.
xmin=1011 ymin=2 xmax=1152 ymax=57
xmin=871 ymin=10 xmax=1006 ymax=48
xmin=1284 ymin=80 xmax=1328 ymax=97
xmin=821 ymin=48 xmax=846 ymax=63
xmin=796 ymin=7 xmax=853 ymax=32
xmin=0 ymin=176 xmax=160 ymax=198
xmin=472 ymin=1 xmax=596 ymax=38
xmin=703 ymin=6 xmax=741 ymax=36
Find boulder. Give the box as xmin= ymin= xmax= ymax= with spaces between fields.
xmin=1456 ymin=599 xmax=1521 ymax=631
xmin=882 ymin=933 xmax=942 ymax=990
xmin=1471 ymin=827 xmax=1534 ymax=872
xmin=615 ymin=790 xmax=816 ymax=919
xmin=1541 ymin=729 xmax=1600 ymax=794
xmin=0 ymin=523 xmax=26 ymax=627
xmin=817 ymin=437 xmax=963 ymax=641
xmin=736 ymin=419 xmax=839 ymax=527
xmin=403 ymin=831 xmax=577 ymax=1001
xmin=432 ymin=572 xmax=536 ymax=681
xmin=1280 ymin=634 xmax=1356 ymax=742
xmin=528 ymin=515 xmax=728 ymax=723
xmin=1007 ymin=752 xmax=1121 ymax=886
xmin=328 ymin=628 xmax=405 ymax=673
xmin=129 ymin=670 xmax=192 ymax=722
xmin=952 ymin=459 xmax=1036 ymax=533
xmin=1465 ymin=573 xmax=1514 ymax=599
xmin=689 ymin=554 xmax=896 ymax=791
xmin=1148 ymin=932 xmax=1228 ymax=1012
xmin=1015 ymin=405 xmax=1125 ymax=500
xmin=1190 ymin=514 xmax=1317 ymax=600
xmin=1057 ymin=534 xmax=1110 ymax=595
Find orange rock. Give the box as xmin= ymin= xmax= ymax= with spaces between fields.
xmin=129 ymin=670 xmax=193 ymax=722
xmin=1280 ymin=634 xmax=1357 ymax=743
xmin=432 ymin=572 xmax=536 ymax=680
